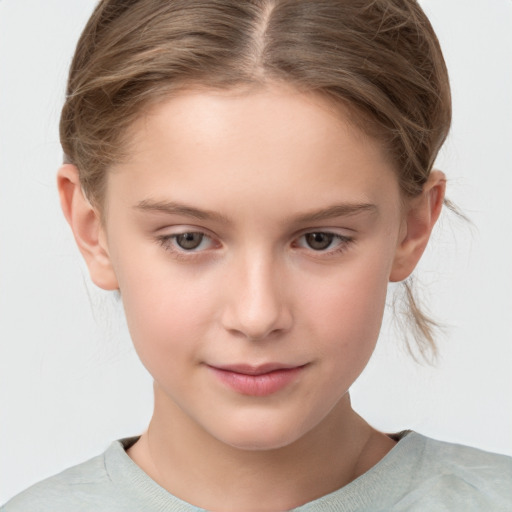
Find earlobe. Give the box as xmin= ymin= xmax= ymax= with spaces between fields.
xmin=57 ymin=164 xmax=119 ymax=291
xmin=389 ymin=170 xmax=446 ymax=282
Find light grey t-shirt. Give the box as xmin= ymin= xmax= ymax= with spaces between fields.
xmin=2 ymin=432 xmax=511 ymax=511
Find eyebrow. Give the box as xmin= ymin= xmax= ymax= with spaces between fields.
xmin=134 ymin=199 xmax=230 ymax=223
xmin=293 ymin=203 xmax=378 ymax=223
xmin=135 ymin=199 xmax=377 ymax=224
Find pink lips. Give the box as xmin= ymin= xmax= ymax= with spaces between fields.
xmin=208 ymin=363 xmax=305 ymax=397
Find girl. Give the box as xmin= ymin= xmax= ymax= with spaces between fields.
xmin=2 ymin=0 xmax=511 ymax=510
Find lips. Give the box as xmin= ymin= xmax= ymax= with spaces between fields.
xmin=207 ymin=363 xmax=306 ymax=396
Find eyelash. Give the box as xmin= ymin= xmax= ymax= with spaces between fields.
xmin=155 ymin=230 xmax=354 ymax=259
xmin=156 ymin=232 xmax=217 ymax=260
xmin=294 ymin=232 xmax=354 ymax=256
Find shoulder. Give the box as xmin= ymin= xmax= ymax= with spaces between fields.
xmin=1 ymin=440 xmax=136 ymax=512
xmin=416 ymin=433 xmax=512 ymax=477
xmin=395 ymin=432 xmax=512 ymax=510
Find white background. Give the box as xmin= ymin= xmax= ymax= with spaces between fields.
xmin=1 ymin=0 xmax=511 ymax=504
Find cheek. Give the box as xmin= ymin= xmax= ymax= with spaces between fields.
xmin=301 ymin=274 xmax=388 ymax=415
xmin=113 ymin=252 xmax=218 ymax=371
xmin=300 ymin=258 xmax=390 ymax=358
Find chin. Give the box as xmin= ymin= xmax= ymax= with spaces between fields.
xmin=211 ymin=416 xmax=309 ymax=452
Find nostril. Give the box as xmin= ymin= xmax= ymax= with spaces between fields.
xmin=220 ymin=258 xmax=293 ymax=340
xmin=221 ymin=299 xmax=293 ymax=341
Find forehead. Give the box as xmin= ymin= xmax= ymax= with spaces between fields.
xmin=108 ymin=84 xmax=401 ymax=219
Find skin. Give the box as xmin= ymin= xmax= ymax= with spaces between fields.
xmin=58 ymin=84 xmax=445 ymax=511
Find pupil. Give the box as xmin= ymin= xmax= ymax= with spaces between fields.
xmin=306 ymin=233 xmax=333 ymax=250
xmin=176 ymin=233 xmax=203 ymax=250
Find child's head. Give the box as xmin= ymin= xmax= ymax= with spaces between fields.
xmin=59 ymin=0 xmax=450 ymax=381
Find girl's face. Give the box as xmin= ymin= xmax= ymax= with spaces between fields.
xmin=98 ymin=85 xmax=408 ymax=450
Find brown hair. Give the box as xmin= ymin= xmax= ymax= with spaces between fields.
xmin=60 ymin=0 xmax=451 ymax=360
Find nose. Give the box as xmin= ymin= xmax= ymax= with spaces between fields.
xmin=221 ymin=252 xmax=293 ymax=341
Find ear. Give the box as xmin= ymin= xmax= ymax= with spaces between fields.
xmin=57 ymin=164 xmax=119 ymax=290
xmin=389 ymin=170 xmax=446 ymax=282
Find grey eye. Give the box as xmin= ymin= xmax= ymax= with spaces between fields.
xmin=175 ymin=232 xmax=204 ymax=250
xmin=304 ymin=233 xmax=334 ymax=250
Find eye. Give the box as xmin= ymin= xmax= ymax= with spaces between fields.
xmin=295 ymin=231 xmax=353 ymax=253
xmin=157 ymin=231 xmax=216 ymax=253
xmin=175 ymin=232 xmax=205 ymax=250
xmin=304 ymin=232 xmax=336 ymax=251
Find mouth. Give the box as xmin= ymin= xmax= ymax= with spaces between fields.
xmin=207 ymin=363 xmax=307 ymax=396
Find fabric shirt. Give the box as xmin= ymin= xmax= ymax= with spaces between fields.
xmin=2 ymin=432 xmax=511 ymax=511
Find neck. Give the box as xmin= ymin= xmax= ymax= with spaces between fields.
xmin=128 ymin=385 xmax=395 ymax=512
